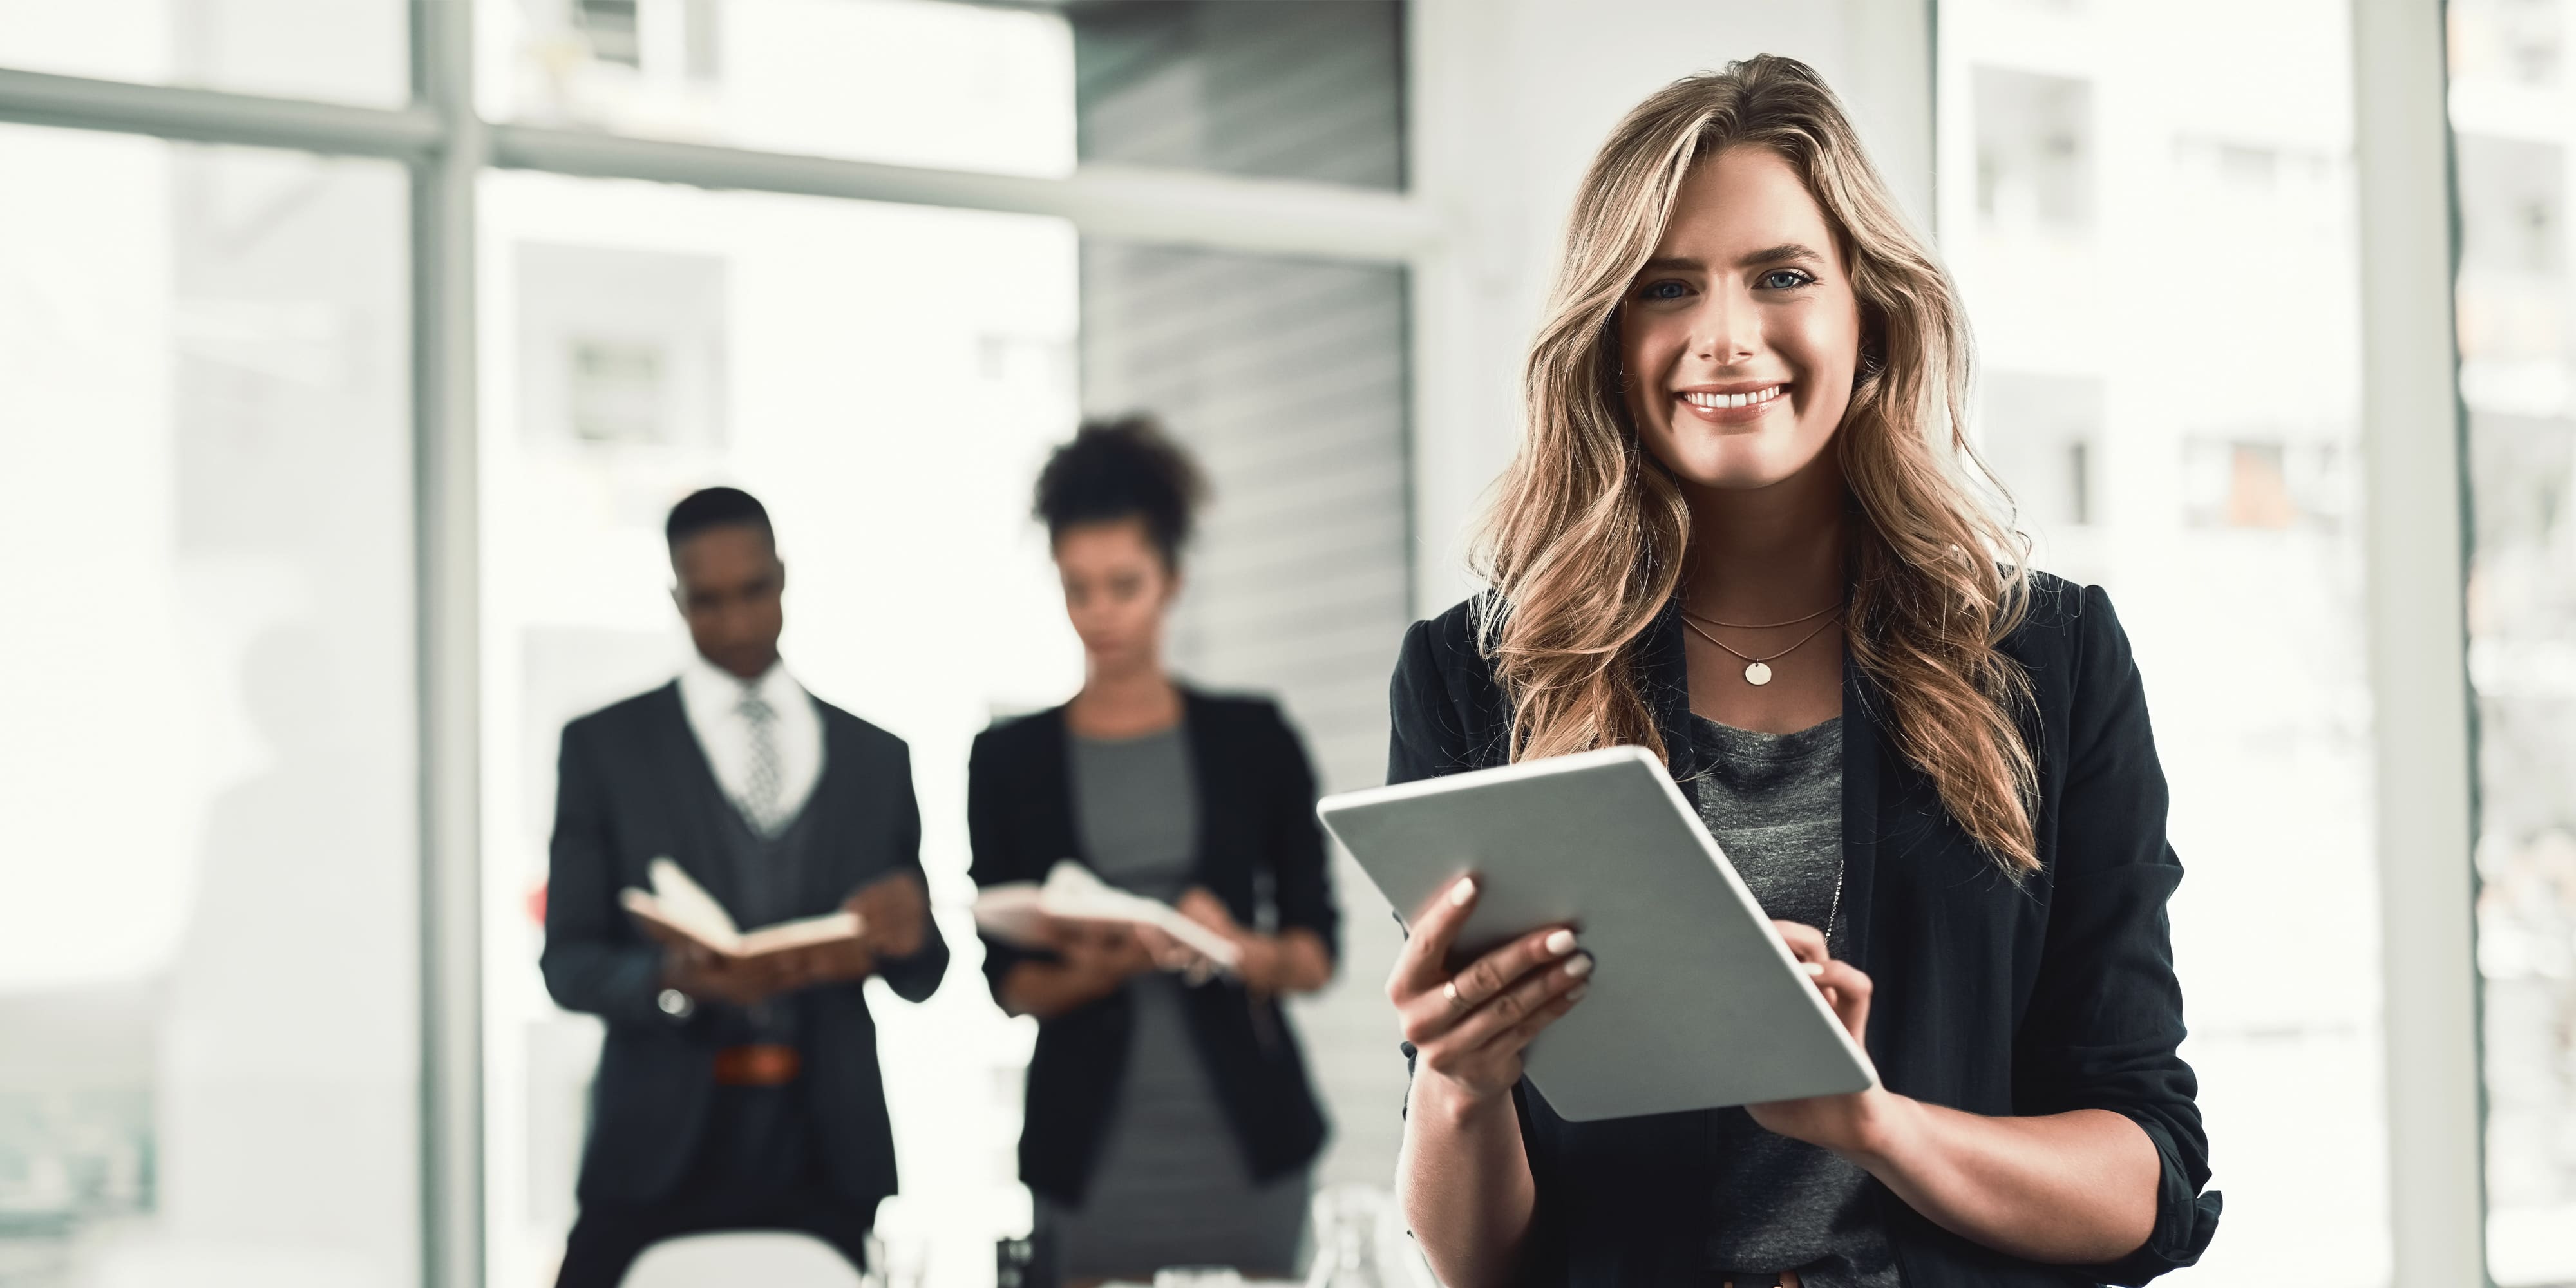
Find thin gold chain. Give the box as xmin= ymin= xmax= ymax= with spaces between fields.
xmin=1680 ymin=599 xmax=1842 ymax=630
xmin=1680 ymin=610 xmax=1842 ymax=665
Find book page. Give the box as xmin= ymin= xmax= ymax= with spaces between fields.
xmin=734 ymin=910 xmax=862 ymax=958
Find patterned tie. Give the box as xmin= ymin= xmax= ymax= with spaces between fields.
xmin=738 ymin=685 xmax=782 ymax=835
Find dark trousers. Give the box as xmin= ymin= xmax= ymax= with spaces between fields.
xmin=556 ymin=1084 xmax=871 ymax=1288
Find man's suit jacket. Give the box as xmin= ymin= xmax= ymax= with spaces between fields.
xmin=542 ymin=681 xmax=949 ymax=1209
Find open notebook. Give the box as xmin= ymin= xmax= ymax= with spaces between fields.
xmin=620 ymin=857 xmax=862 ymax=960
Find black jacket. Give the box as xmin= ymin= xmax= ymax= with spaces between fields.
xmin=541 ymin=682 xmax=949 ymax=1209
xmin=967 ymin=689 xmax=1338 ymax=1204
xmin=1389 ymin=576 xmax=2220 ymax=1287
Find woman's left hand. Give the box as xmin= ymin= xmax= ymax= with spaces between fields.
xmin=1746 ymin=920 xmax=1900 ymax=1159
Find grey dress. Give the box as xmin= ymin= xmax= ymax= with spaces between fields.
xmin=1689 ymin=714 xmax=1899 ymax=1288
xmin=1036 ymin=725 xmax=1310 ymax=1278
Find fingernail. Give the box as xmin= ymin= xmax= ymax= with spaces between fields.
xmin=1544 ymin=929 xmax=1577 ymax=956
xmin=1566 ymin=984 xmax=1590 ymax=1002
xmin=1448 ymin=878 xmax=1477 ymax=907
xmin=1801 ymin=961 xmax=1825 ymax=978
xmin=1564 ymin=954 xmax=1593 ymax=979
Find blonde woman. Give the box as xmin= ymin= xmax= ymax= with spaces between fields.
xmin=1383 ymin=57 xmax=2218 ymax=1288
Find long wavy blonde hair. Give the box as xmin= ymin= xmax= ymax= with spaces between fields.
xmin=1474 ymin=55 xmax=2040 ymax=874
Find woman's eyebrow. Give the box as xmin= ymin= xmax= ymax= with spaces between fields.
xmin=1738 ymin=243 xmax=1824 ymax=268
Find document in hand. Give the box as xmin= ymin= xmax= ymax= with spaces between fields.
xmin=1319 ymin=745 xmax=1878 ymax=1122
xmin=620 ymin=857 xmax=861 ymax=960
xmin=969 ymin=860 xmax=1243 ymax=972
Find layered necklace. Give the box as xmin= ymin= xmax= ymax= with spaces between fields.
xmin=1680 ymin=599 xmax=1843 ymax=687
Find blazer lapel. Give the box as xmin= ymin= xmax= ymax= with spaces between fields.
xmin=1839 ymin=663 xmax=1882 ymax=976
xmin=1179 ymin=688 xmax=1220 ymax=889
xmin=649 ymin=681 xmax=742 ymax=913
xmin=1638 ymin=598 xmax=1707 ymax=782
xmin=1030 ymin=705 xmax=1083 ymax=880
xmin=799 ymin=707 xmax=855 ymax=907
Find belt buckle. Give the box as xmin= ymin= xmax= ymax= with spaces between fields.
xmin=714 ymin=1043 xmax=801 ymax=1086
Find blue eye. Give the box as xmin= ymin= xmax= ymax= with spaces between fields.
xmin=1638 ymin=279 xmax=1690 ymax=301
xmin=1760 ymin=269 xmax=1815 ymax=290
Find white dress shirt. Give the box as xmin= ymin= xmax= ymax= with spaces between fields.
xmin=677 ymin=654 xmax=826 ymax=833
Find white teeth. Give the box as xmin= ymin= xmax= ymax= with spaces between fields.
xmin=1680 ymin=386 xmax=1782 ymax=411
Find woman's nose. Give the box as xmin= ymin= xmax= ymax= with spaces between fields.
xmin=1691 ymin=290 xmax=1760 ymax=364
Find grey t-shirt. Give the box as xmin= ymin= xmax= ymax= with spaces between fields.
xmin=1689 ymin=714 xmax=1896 ymax=1288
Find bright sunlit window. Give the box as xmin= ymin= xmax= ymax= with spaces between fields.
xmin=1938 ymin=2 xmax=2384 ymax=1282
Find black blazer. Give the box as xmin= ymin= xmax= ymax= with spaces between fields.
xmin=967 ymin=689 xmax=1338 ymax=1204
xmin=1390 ymin=576 xmax=2220 ymax=1287
xmin=542 ymin=681 xmax=949 ymax=1209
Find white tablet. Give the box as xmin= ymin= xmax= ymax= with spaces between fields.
xmin=1318 ymin=745 xmax=1877 ymax=1122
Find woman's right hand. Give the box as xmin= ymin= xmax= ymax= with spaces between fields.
xmin=1388 ymin=876 xmax=1592 ymax=1104
xmin=1052 ymin=922 xmax=1160 ymax=996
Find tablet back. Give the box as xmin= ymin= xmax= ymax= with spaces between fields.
xmin=1320 ymin=745 xmax=1876 ymax=1121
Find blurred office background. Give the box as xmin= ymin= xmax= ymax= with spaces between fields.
xmin=0 ymin=1 xmax=2564 ymax=1285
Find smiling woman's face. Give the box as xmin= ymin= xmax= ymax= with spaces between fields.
xmin=1618 ymin=145 xmax=1862 ymax=493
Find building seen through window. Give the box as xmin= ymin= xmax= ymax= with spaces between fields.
xmin=1939 ymin=1 xmax=2382 ymax=1281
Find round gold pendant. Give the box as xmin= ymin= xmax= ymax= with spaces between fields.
xmin=1743 ymin=661 xmax=1774 ymax=685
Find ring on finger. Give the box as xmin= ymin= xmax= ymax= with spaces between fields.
xmin=1443 ymin=979 xmax=1468 ymax=1011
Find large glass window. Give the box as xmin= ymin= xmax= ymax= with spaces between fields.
xmin=477 ymin=0 xmax=1408 ymax=191
xmin=474 ymin=170 xmax=1083 ymax=1286
xmin=0 ymin=126 xmax=416 ymax=1288
xmin=2451 ymin=1 xmax=2576 ymax=1283
xmin=478 ymin=0 xmax=1078 ymax=175
xmin=1068 ymin=0 xmax=1405 ymax=190
xmin=0 ymin=0 xmax=408 ymax=105
xmin=1936 ymin=3 xmax=2384 ymax=1283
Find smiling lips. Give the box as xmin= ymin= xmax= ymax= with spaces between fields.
xmin=1674 ymin=383 xmax=1788 ymax=424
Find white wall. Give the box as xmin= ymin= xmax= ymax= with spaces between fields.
xmin=1405 ymin=0 xmax=1933 ymax=614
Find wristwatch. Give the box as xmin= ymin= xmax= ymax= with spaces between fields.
xmin=656 ymin=987 xmax=696 ymax=1021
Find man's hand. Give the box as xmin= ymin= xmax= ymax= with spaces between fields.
xmin=848 ymin=871 xmax=930 ymax=960
xmin=777 ymin=936 xmax=875 ymax=990
xmin=737 ymin=871 xmax=936 ymax=994
xmin=661 ymin=946 xmax=788 ymax=1009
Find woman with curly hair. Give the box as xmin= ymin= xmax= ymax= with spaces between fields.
xmin=969 ymin=416 xmax=1339 ymax=1283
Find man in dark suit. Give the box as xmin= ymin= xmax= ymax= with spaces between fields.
xmin=542 ymin=486 xmax=947 ymax=1287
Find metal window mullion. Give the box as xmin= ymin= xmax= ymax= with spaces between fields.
xmin=0 ymin=66 xmax=439 ymax=158
xmin=486 ymin=123 xmax=1435 ymax=261
xmin=0 ymin=66 xmax=1434 ymax=263
xmin=2351 ymin=1 xmax=2488 ymax=1285
xmin=412 ymin=1 xmax=484 ymax=1286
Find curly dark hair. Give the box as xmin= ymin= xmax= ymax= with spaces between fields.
xmin=1032 ymin=414 xmax=1210 ymax=569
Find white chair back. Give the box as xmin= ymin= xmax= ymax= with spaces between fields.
xmin=620 ymin=1231 xmax=867 ymax=1288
